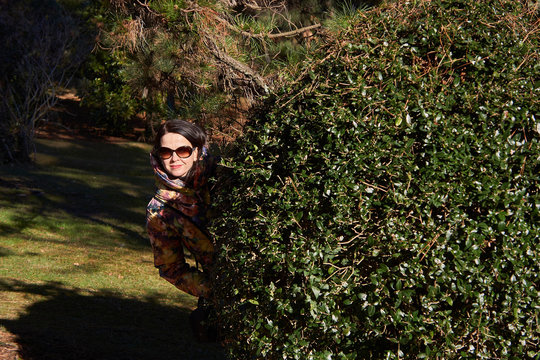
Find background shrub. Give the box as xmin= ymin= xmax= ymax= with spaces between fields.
xmin=79 ymin=49 xmax=141 ymax=136
xmin=212 ymin=0 xmax=539 ymax=359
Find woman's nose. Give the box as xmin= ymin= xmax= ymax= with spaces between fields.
xmin=170 ymin=151 xmax=184 ymax=161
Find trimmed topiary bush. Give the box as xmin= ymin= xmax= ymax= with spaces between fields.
xmin=212 ymin=1 xmax=539 ymax=359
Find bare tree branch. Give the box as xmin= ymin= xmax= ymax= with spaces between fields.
xmin=191 ymin=2 xmax=321 ymax=40
xmin=266 ymin=23 xmax=321 ymax=38
xmin=0 ymin=0 xmax=89 ymax=163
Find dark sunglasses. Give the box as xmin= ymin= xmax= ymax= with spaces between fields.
xmin=157 ymin=146 xmax=194 ymax=160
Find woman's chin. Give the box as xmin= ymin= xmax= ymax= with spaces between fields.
xmin=168 ymin=168 xmax=188 ymax=178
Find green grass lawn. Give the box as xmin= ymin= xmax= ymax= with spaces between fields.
xmin=0 ymin=137 xmax=227 ymax=359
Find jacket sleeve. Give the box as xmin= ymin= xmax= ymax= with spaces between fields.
xmin=146 ymin=208 xmax=212 ymax=298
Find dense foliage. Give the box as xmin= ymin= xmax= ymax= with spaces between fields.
xmin=212 ymin=0 xmax=539 ymax=358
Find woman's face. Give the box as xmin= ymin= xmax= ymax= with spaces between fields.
xmin=159 ymin=132 xmax=198 ymax=178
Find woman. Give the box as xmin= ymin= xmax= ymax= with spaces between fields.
xmin=146 ymin=119 xmax=217 ymax=340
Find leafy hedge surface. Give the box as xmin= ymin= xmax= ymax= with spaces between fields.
xmin=212 ymin=1 xmax=539 ymax=359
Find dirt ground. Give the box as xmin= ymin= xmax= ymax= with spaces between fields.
xmin=35 ymin=92 xmax=145 ymax=144
xmin=0 ymin=330 xmax=19 ymax=360
xmin=36 ymin=91 xmax=249 ymax=146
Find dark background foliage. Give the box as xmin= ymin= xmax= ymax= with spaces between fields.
xmin=0 ymin=0 xmax=89 ymax=163
xmin=212 ymin=1 xmax=539 ymax=358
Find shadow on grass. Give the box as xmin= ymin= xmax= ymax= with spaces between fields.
xmin=0 ymin=279 xmax=228 ymax=360
xmin=0 ymin=138 xmax=156 ymax=249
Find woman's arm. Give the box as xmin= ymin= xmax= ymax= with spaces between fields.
xmin=146 ymin=209 xmax=212 ymax=298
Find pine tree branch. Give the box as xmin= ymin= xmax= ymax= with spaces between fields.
xmin=202 ymin=34 xmax=269 ymax=94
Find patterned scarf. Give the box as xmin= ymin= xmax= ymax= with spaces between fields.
xmin=149 ymin=147 xmax=215 ymax=228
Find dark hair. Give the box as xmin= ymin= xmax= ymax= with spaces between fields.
xmin=153 ymin=119 xmax=207 ymax=183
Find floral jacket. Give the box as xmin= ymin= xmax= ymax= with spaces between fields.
xmin=146 ymin=149 xmax=216 ymax=298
